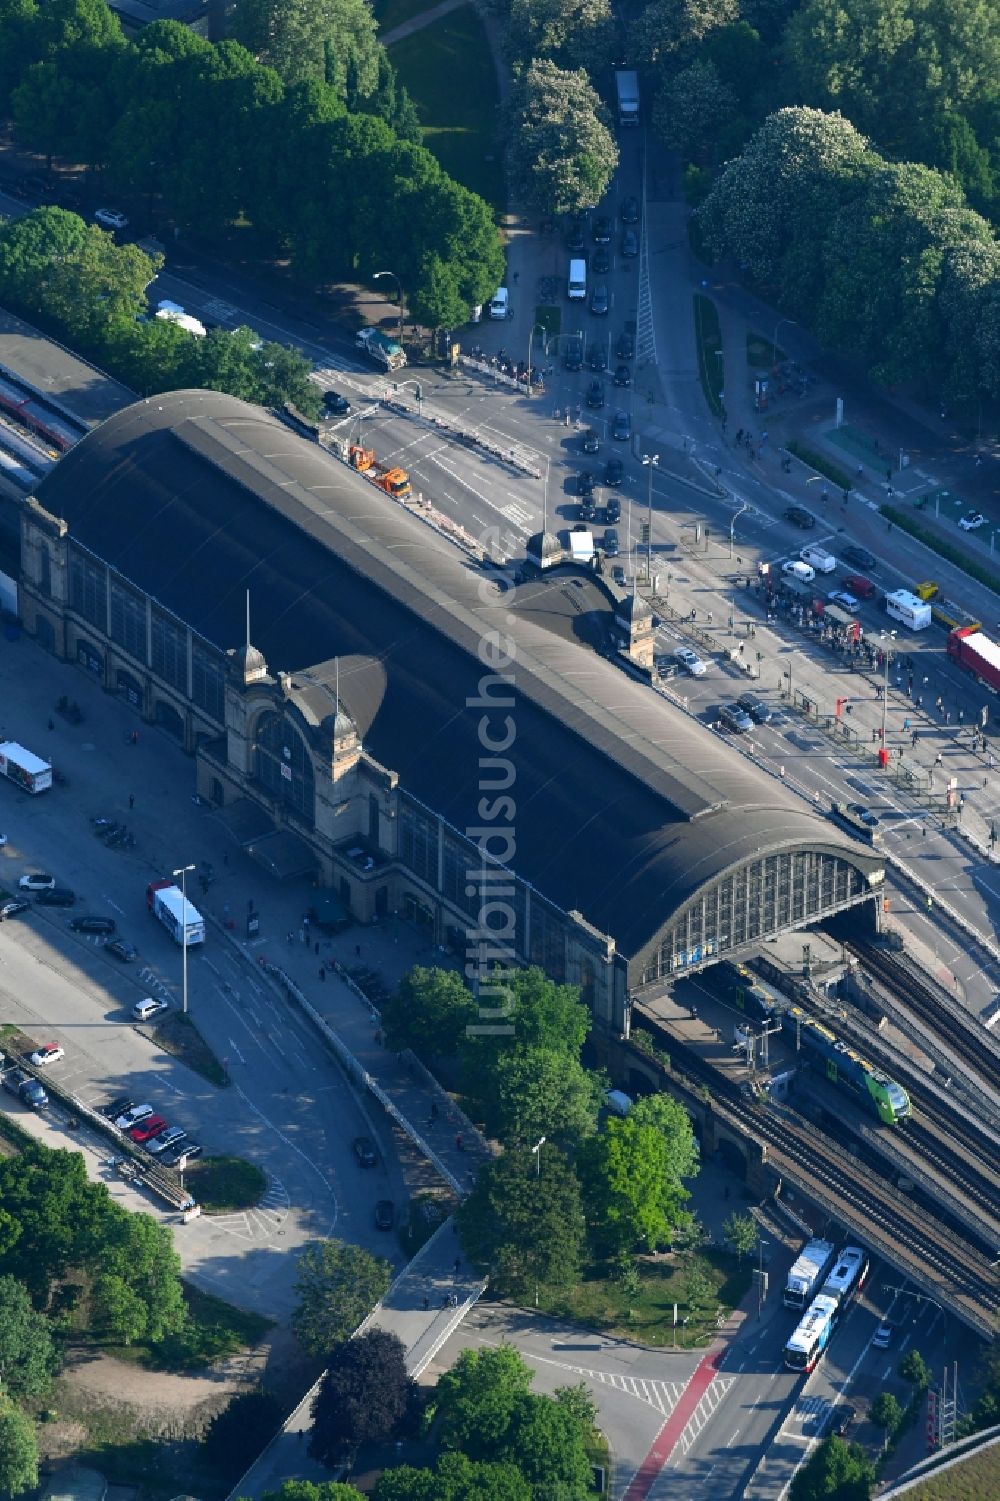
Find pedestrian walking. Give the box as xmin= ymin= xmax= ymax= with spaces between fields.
xmin=935 ymin=752 xmax=944 ymax=766
xmin=128 ymin=793 xmax=134 ymax=810
xmin=958 ymin=708 xmax=964 ymax=723
xmin=319 ymin=966 xmax=326 ymax=981
xmin=454 ymin=1256 xmax=461 ymax=1274
xmin=455 ymin=1133 xmax=464 ymax=1151
xmin=303 ymin=915 xmax=311 ymax=935
xmin=912 ymin=730 xmax=918 ymax=747
xmin=355 ymin=943 xmax=361 ymax=957
xmin=422 ymin=1295 xmax=429 ymax=1311
xmin=945 ymin=710 xmax=951 ymax=725
xmin=315 ymin=940 xmax=320 ymax=955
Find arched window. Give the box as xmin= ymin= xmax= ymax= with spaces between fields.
xmin=254 ymin=711 xmax=315 ymax=825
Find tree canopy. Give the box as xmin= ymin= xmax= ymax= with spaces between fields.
xmin=292 ymin=1239 xmax=392 ymax=1357
xmin=0 ymin=1398 xmax=38 ymax=1498
xmin=581 ymin=1101 xmax=699 ymax=1256
xmin=506 ymin=60 xmax=618 ymax=214
xmin=458 ymin=1146 xmax=586 ymax=1299
xmin=309 ymin=1330 xmax=416 ymax=1463
xmin=0 ymin=1277 xmax=60 ymax=1398
xmin=788 ymin=1435 xmax=874 ymax=1501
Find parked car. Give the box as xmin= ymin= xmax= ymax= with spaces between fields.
xmin=611 ymin=564 xmax=627 ymax=586
xmin=374 ymin=1199 xmax=395 ymax=1230
xmin=353 ymin=1136 xmax=378 ymax=1168
xmin=736 ymin=693 xmax=772 ymax=724
xmin=0 ymin=900 xmax=29 ymax=921
xmin=162 ymin=1139 xmax=202 ymax=1166
xmin=588 ymin=342 xmax=608 ymax=371
xmin=323 ymin=390 xmax=351 ymax=415
xmin=592 ymin=246 xmax=611 ymax=275
xmin=719 ymin=703 xmax=755 ymax=734
xmin=958 ymin=511 xmax=987 ymax=531
xmin=613 ymin=364 xmax=631 ymax=387
xmin=94 ymin=207 xmax=128 ymax=231
xmin=841 ymin=544 xmax=876 ymax=570
xmin=827 ymin=590 xmax=860 ymax=612
xmin=29 ymin=1044 xmax=64 ymax=1066
xmin=102 ymin=1096 xmax=134 ymax=1121
xmin=621 ymin=196 xmax=640 ymax=223
xmin=616 ymin=331 xmax=634 ymax=360
xmin=11 ymin=1072 xmax=47 ymax=1110
xmin=115 ymin=1103 xmax=154 ymax=1130
xmin=603 ymin=528 xmax=620 ymax=557
xmin=604 ymin=458 xmax=624 ymax=487
xmin=19 ymin=873 xmax=55 ymax=891
xmin=784 ymin=506 xmax=815 ymax=529
xmin=576 ymin=471 xmax=596 ymax=497
xmin=674 ymin=645 xmax=707 ymax=677
xmin=582 ymin=427 xmax=600 ymax=454
xmin=605 ymin=497 xmax=621 ymax=523
xmin=593 ymin=214 xmax=612 ymax=243
xmin=612 ymin=410 xmax=631 ymax=441
xmin=585 ymin=379 xmax=605 ymax=409
xmin=567 ymin=217 xmax=585 ymax=250
xmin=2 ymin=1067 xmax=30 ymax=1097
xmin=590 ymin=284 xmax=610 ymax=316
xmin=106 ymin=938 xmax=138 ymax=962
xmin=146 ymin=1125 xmax=187 ymax=1155
xmin=36 ymin=887 xmax=76 ymax=907
xmin=621 ymin=228 xmax=638 ymax=257
xmin=133 ymin=997 xmax=168 ymax=1021
xmin=129 ymin=1114 xmax=169 ymax=1144
xmin=69 ymin=915 xmax=117 ymax=935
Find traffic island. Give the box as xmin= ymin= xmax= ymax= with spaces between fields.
xmin=151 ymin=1010 xmax=230 ymax=1089
xmin=182 ymin=1155 xmax=267 ymax=1213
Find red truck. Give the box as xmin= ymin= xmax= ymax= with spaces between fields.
xmin=947 ymin=625 xmax=1000 ymax=693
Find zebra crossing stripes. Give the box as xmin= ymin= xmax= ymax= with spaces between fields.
xmin=674 ymin=1378 xmax=736 ymax=1457
xmin=793 ymin=1395 xmax=832 ymax=1428
xmin=209 ymin=1177 xmax=290 ymax=1240
xmin=579 ymin=1369 xmax=686 ymax=1416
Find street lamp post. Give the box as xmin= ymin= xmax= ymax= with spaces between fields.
xmin=173 ymin=863 xmax=195 ymax=1015
xmin=532 ymin=1135 xmax=546 ymax=1177
xmin=880 ymin=630 xmax=897 ymax=747
xmin=642 ymin=453 xmax=659 ymax=584
xmin=772 ymin=317 xmax=795 ymax=367
xmin=527 ymin=323 xmax=549 ymax=398
xmin=756 ymin=1238 xmax=770 ymax=1319
xmin=373 ymin=270 xmax=404 ymax=346
xmin=730 ymin=499 xmax=750 ymax=558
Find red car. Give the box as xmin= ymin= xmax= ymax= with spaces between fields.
xmin=129 ymin=1114 xmax=168 ymax=1143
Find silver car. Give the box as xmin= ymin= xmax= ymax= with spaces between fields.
xmin=673 ymin=645 xmax=707 ymax=677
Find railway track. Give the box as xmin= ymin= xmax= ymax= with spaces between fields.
xmin=634 ymin=1006 xmax=1000 ymax=1339
xmin=847 ymin=939 xmax=1000 ymax=1100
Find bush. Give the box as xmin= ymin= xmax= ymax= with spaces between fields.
xmin=786 ymin=439 xmax=853 ymax=491
xmin=185 ymin=1157 xmax=267 ymax=1212
xmin=881 ymin=505 xmax=1000 ymax=596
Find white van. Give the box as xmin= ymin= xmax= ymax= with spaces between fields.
xmin=800 ymin=544 xmax=837 ymax=574
xmin=605 ymin=1088 xmax=633 ymax=1116
xmin=489 ymin=287 xmax=509 ymax=320
xmin=568 ymin=258 xmax=587 ymax=301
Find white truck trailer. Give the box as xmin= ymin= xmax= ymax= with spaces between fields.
xmin=0 ymin=741 xmax=52 ymax=794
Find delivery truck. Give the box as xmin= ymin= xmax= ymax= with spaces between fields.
xmin=146 ymin=879 xmax=205 ymax=946
xmin=355 ymin=327 xmax=407 ymax=371
xmin=615 ymin=70 xmax=640 ymax=126
xmin=948 ymin=625 xmax=1000 ymax=693
xmin=0 ymin=741 xmax=52 ymax=794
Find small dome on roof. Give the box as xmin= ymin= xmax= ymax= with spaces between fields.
xmin=228 ymin=641 xmax=268 ymax=684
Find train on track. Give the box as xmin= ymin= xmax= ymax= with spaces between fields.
xmin=717 ymin=961 xmax=912 ymax=1126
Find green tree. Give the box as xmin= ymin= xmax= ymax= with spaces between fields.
xmin=0 ymin=1143 xmax=111 ymax=1303
xmin=0 ymin=0 xmax=42 ymax=115
xmin=722 ymin=1211 xmax=758 ymax=1263
xmin=308 ymin=1330 xmax=415 ymax=1463
xmin=0 ymin=1398 xmax=39 ymax=1498
xmin=553 ymin=1383 xmax=598 ymax=1435
xmin=92 ymin=1208 xmax=186 ymax=1345
xmin=263 ymin=1484 xmax=365 ymax=1501
xmin=498 ymin=1393 xmax=592 ymax=1500
xmin=482 ymin=1047 xmax=602 ymax=1145
xmin=630 ymin=0 xmax=737 ymax=64
xmin=292 ymin=1240 xmax=391 ymax=1357
xmin=582 ymin=1100 xmax=698 ymax=1257
xmin=870 ymin=1391 xmax=902 ymax=1436
xmin=788 ymin=1434 xmax=874 ymax=1501
xmin=0 ymin=1276 xmax=60 ymax=1398
xmin=436 ymin=1345 xmax=534 ymax=1456
xmin=652 ymin=59 xmax=737 ymax=161
xmin=458 ymin=1147 xmax=586 ymax=1300
xmin=375 ymin=1454 xmax=530 ymax=1501
xmin=229 ymin=0 xmax=380 ymax=99
xmin=506 ymin=0 xmax=616 ymax=75
xmin=506 ymin=60 xmax=619 ymax=214
xmin=382 ymin=967 xmax=478 ymax=1057
xmin=899 ymin=1348 xmax=932 ymax=1390
xmin=204 ymin=1390 xmax=285 ymax=1479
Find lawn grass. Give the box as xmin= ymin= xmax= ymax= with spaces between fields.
xmin=388 ymin=6 xmax=503 ymax=210
xmin=538 ymin=1249 xmax=752 ymax=1348
xmin=154 ymin=1010 xmax=230 ymax=1088
xmin=693 ymin=294 xmax=725 ymax=420
xmin=894 ymin=1441 xmax=1000 ymax=1499
xmin=882 ymin=503 xmax=1000 ymax=597
xmin=184 ymin=1155 xmax=266 ymax=1212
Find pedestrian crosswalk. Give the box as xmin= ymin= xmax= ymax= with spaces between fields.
xmin=793 ymin=1394 xmax=832 ymax=1429
xmin=209 ymin=1176 xmax=290 ymax=1240
xmin=675 ymin=1377 xmax=736 ymax=1455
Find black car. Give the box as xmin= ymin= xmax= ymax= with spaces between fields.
xmin=588 ymin=343 xmax=608 ymax=372
xmin=0 ymin=900 xmax=29 ymax=921
xmin=106 ymin=938 xmax=138 ymax=963
xmin=621 ymin=228 xmax=638 ymax=258
xmin=593 ymin=214 xmax=612 ymax=244
xmin=102 ymin=1095 xmax=134 ymax=1121
xmin=36 ymin=887 xmax=76 ymax=907
xmin=576 ymin=471 xmax=596 ymax=497
xmin=614 ymin=363 xmax=631 ymax=387
xmin=612 ymin=564 xmax=627 ymax=586
xmin=374 ymin=1199 xmax=395 ymax=1230
xmin=162 ymin=1139 xmax=202 ymax=1166
xmin=567 ymin=216 xmax=586 ymax=250
xmin=563 ymin=336 xmax=584 ymax=371
xmin=69 ymin=915 xmax=117 ymax=935
xmin=603 ymin=527 xmax=620 ymax=557
xmin=323 ymin=390 xmax=351 ymax=416
xmin=830 ymin=1404 xmax=856 ymax=1437
xmin=736 ymin=693 xmax=772 ymax=724
xmin=353 ymin=1135 xmax=378 ymax=1168
xmin=605 ymin=497 xmax=621 ymax=523
xmin=842 ymin=544 xmax=877 ymax=571
xmin=590 ymin=284 xmax=610 ymax=316
xmin=616 ymin=331 xmax=634 ymax=360
xmin=604 ymin=457 xmax=624 ymax=487
xmin=592 ymin=246 xmax=611 ymax=275
xmin=585 ymin=379 xmax=605 ymax=409
xmin=582 ymin=427 xmax=600 ymax=454
xmin=621 ymin=196 xmax=640 ymax=224
xmin=784 ymin=505 xmax=815 ymax=529
xmin=613 ymin=409 xmax=631 ymax=441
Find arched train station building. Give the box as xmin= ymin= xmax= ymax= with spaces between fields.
xmin=17 ymin=391 xmax=884 ymax=1033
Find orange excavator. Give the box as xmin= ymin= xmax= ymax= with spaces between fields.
xmin=348 ymin=444 xmax=411 ymax=500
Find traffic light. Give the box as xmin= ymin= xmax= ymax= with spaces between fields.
xmin=640 ymin=523 xmax=650 ymax=544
